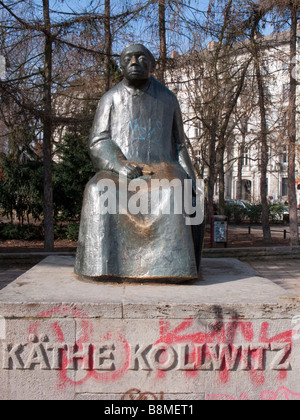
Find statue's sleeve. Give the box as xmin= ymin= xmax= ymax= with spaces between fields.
xmin=173 ymin=97 xmax=196 ymax=182
xmin=88 ymin=94 xmax=127 ymax=172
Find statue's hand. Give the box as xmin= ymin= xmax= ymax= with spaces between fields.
xmin=118 ymin=163 xmax=143 ymax=179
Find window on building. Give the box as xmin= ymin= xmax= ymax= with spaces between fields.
xmin=283 ymin=61 xmax=289 ymax=73
xmin=178 ymin=77 xmax=184 ymax=91
xmin=195 ymin=149 xmax=201 ymax=163
xmin=242 ymin=148 xmax=250 ymax=166
xmin=194 ymin=121 xmax=201 ymax=138
xmin=268 ymin=146 xmax=272 ymax=161
xmin=282 ymin=178 xmax=288 ymax=197
xmin=283 ymin=83 xmax=290 ymax=102
xmin=281 ymin=145 xmax=288 ymax=164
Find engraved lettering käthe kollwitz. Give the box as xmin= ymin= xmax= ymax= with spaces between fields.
xmin=2 ymin=336 xmax=292 ymax=372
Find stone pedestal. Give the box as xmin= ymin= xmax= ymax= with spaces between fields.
xmin=0 ymin=256 xmax=299 ymax=400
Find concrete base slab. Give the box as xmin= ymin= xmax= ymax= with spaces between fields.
xmin=0 ymin=256 xmax=299 ymax=400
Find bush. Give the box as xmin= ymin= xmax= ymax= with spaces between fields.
xmin=224 ymin=203 xmax=234 ymax=220
xmin=0 ymin=130 xmax=94 ymax=228
xmin=218 ymin=200 xmax=290 ymax=225
xmin=0 ymin=221 xmax=79 ymax=241
xmin=269 ymin=202 xmax=287 ymax=223
xmin=53 ymin=223 xmax=66 ymax=240
xmin=54 ymin=222 xmax=79 ymax=241
xmin=65 ymin=222 xmax=80 ymax=241
xmin=224 ymin=203 xmax=248 ymax=224
xmin=247 ymin=203 xmax=262 ymax=224
xmin=53 ymin=132 xmax=94 ymax=221
xmin=0 ymin=223 xmax=43 ymax=240
xmin=0 ymin=154 xmax=44 ymax=224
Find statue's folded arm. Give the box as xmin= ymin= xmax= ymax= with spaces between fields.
xmin=88 ymin=93 xmax=143 ymax=179
xmin=89 ymin=138 xmax=128 ymax=174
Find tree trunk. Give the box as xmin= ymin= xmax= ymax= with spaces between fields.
xmin=208 ymin=125 xmax=217 ymax=221
xmin=218 ymin=141 xmax=226 ymax=215
xmin=255 ymin=58 xmax=271 ymax=241
xmin=288 ymin=4 xmax=299 ymax=246
xmin=236 ymin=133 xmax=246 ymax=200
xmin=249 ymin=9 xmax=271 ymax=242
xmin=158 ymin=0 xmax=167 ymax=84
xmin=216 ymin=56 xmax=250 ymax=215
xmin=104 ymin=0 xmax=112 ymax=92
xmin=43 ymin=0 xmax=54 ymax=252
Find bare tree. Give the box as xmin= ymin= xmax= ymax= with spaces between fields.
xmin=171 ymin=0 xmax=252 ymax=219
xmin=0 ymin=0 xmax=148 ymax=250
xmin=41 ymin=0 xmax=54 ymax=250
xmin=258 ymin=0 xmax=299 ymax=244
xmin=246 ymin=12 xmax=271 ymax=240
xmin=157 ymin=0 xmax=167 ymax=84
xmin=234 ymin=98 xmax=255 ymax=201
xmin=104 ymin=0 xmax=112 ymax=92
xmin=288 ymin=2 xmax=299 ymax=245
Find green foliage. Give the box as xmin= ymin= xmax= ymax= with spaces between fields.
xmin=65 ymin=222 xmax=80 ymax=240
xmin=0 ymin=223 xmax=43 ymax=240
xmin=54 ymin=222 xmax=79 ymax=241
xmin=224 ymin=203 xmax=248 ymax=224
xmin=53 ymin=131 xmax=94 ymax=221
xmin=269 ymin=202 xmax=287 ymax=223
xmin=0 ymin=221 xmax=80 ymax=241
xmin=224 ymin=201 xmax=289 ymax=224
xmin=0 ymin=153 xmax=44 ymax=224
xmin=247 ymin=203 xmax=262 ymax=224
xmin=224 ymin=203 xmax=234 ymax=220
xmin=0 ymin=125 xmax=94 ymax=242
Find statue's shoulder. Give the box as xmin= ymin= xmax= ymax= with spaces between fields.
xmin=98 ymin=81 xmax=124 ymax=105
xmin=151 ymin=77 xmax=179 ymax=105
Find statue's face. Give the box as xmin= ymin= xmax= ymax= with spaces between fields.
xmin=120 ymin=45 xmax=154 ymax=82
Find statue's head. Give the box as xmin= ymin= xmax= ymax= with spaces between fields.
xmin=120 ymin=44 xmax=156 ymax=82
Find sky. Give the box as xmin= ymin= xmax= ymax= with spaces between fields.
xmin=47 ymin=0 xmax=211 ymax=15
xmin=42 ymin=0 xmax=274 ymax=54
xmin=44 ymin=0 xmax=214 ymax=55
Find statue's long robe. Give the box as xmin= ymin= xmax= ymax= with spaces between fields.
xmin=75 ymin=77 xmax=199 ymax=281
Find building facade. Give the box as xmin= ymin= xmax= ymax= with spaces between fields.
xmin=166 ymin=27 xmax=300 ymax=206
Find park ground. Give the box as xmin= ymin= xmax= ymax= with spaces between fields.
xmin=0 ymin=223 xmax=294 ymax=252
xmin=0 ymin=223 xmax=300 ymax=296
